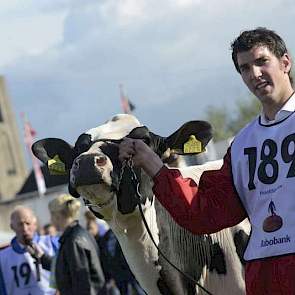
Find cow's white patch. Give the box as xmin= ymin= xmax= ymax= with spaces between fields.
xmin=86 ymin=114 xmax=142 ymax=141
xmin=77 ymin=183 xmax=116 ymax=221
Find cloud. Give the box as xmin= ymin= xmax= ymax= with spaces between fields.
xmin=1 ymin=0 xmax=295 ymax=151
xmin=0 ymin=2 xmax=67 ymax=67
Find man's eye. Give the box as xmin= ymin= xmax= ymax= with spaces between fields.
xmin=257 ymin=58 xmax=268 ymax=65
xmin=240 ymin=66 xmax=248 ymax=73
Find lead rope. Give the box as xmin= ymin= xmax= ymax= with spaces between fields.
xmin=120 ymin=159 xmax=214 ymax=295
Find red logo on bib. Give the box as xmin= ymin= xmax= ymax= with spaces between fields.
xmin=262 ymin=200 xmax=283 ymax=232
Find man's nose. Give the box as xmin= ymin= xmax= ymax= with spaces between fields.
xmin=22 ymin=224 xmax=30 ymax=232
xmin=250 ymin=65 xmax=262 ymax=80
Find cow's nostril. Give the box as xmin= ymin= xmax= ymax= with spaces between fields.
xmin=95 ymin=156 xmax=107 ymax=166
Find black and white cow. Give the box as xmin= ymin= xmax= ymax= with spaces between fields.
xmin=32 ymin=114 xmax=249 ymax=295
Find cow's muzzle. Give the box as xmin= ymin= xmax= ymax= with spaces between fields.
xmin=70 ymin=153 xmax=107 ymax=187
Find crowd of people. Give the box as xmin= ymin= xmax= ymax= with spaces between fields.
xmin=0 ymin=194 xmax=145 ymax=295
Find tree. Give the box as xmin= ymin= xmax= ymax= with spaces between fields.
xmin=206 ymin=96 xmax=261 ymax=142
xmin=205 ymin=106 xmax=232 ymax=142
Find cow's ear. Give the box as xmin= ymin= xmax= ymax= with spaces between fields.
xmin=74 ymin=133 xmax=92 ymax=155
xmin=32 ymin=138 xmax=75 ymax=175
xmin=127 ymin=126 xmax=167 ymax=156
xmin=165 ymin=120 xmax=212 ymax=155
xmin=126 ymin=121 xmax=212 ymax=156
xmin=127 ymin=126 xmax=151 ymax=142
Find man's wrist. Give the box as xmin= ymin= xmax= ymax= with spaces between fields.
xmin=143 ymin=156 xmax=164 ymax=178
xmin=26 ymin=243 xmax=44 ymax=259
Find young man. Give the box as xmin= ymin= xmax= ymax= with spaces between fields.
xmin=0 ymin=206 xmax=58 ymax=295
xmin=119 ymin=27 xmax=295 ymax=294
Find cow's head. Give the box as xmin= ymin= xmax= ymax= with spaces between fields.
xmin=32 ymin=114 xmax=212 ymax=220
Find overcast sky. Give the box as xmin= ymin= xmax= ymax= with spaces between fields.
xmin=1 ymin=0 xmax=295 ymax=166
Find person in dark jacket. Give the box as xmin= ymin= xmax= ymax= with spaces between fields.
xmin=48 ymin=194 xmax=105 ymax=295
xmin=99 ymin=229 xmax=145 ymax=295
xmin=86 ymin=213 xmax=145 ymax=295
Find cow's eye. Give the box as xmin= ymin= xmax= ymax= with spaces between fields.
xmin=95 ymin=156 xmax=107 ymax=166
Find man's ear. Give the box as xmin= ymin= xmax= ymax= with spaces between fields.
xmin=281 ymin=52 xmax=292 ymax=73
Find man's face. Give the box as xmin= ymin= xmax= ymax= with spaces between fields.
xmin=237 ymin=46 xmax=292 ymax=106
xmin=11 ymin=210 xmax=37 ymax=245
xmin=44 ymin=225 xmax=57 ymax=236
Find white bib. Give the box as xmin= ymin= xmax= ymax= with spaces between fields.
xmin=0 ymin=235 xmax=57 ymax=295
xmin=231 ymin=113 xmax=295 ymax=260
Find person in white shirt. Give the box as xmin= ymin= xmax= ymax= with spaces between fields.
xmin=0 ymin=206 xmax=58 ymax=295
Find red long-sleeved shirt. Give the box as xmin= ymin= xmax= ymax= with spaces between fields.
xmin=152 ymin=150 xmax=295 ymax=295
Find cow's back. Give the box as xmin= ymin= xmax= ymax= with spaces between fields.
xmin=154 ymin=161 xmax=250 ymax=295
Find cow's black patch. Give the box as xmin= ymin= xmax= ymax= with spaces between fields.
xmin=68 ymin=183 xmax=80 ymax=198
xmin=88 ymin=206 xmax=105 ymax=220
xmin=166 ymin=121 xmax=212 ymax=154
xmin=99 ymin=141 xmax=154 ymax=214
xmin=204 ymin=235 xmax=227 ymax=274
xmin=117 ymin=164 xmax=141 ymax=214
xmin=32 ymin=138 xmax=75 ymax=169
xmin=234 ymin=229 xmax=249 ymax=265
xmin=157 ymin=271 xmax=175 ymax=295
xmin=82 ymin=198 xmax=105 ymax=219
xmin=156 ymin=227 xmax=201 ymax=295
xmin=209 ymin=242 xmax=226 ymax=274
xmin=74 ymin=133 xmax=92 ymax=156
xmin=127 ymin=126 xmax=167 ymax=156
xmin=73 ymin=153 xmax=106 ymax=186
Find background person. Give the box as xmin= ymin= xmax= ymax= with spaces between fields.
xmin=0 ymin=206 xmax=57 ymax=295
xmin=43 ymin=223 xmax=57 ymax=237
xmin=85 ymin=215 xmax=119 ymax=295
xmin=48 ymin=194 xmax=106 ymax=295
xmin=85 ymin=212 xmax=145 ymax=295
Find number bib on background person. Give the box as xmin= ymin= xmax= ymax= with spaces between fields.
xmin=0 ymin=236 xmax=56 ymax=295
xmin=2 ymin=252 xmax=42 ymax=293
xmin=231 ymin=113 xmax=295 ymax=261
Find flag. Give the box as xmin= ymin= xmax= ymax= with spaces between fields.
xmin=24 ymin=119 xmax=36 ymax=144
xmin=119 ymin=84 xmax=135 ymax=114
xmin=22 ymin=113 xmax=46 ymax=195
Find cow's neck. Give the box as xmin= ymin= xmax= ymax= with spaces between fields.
xmin=108 ymin=199 xmax=164 ymax=295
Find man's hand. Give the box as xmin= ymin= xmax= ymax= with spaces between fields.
xmin=119 ymin=138 xmax=164 ymax=178
xmin=26 ymin=242 xmax=44 ymax=259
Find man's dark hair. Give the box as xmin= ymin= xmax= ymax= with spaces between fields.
xmin=231 ymin=27 xmax=293 ymax=84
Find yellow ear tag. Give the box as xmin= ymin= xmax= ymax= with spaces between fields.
xmin=47 ymin=155 xmax=66 ymax=175
xmin=183 ymin=135 xmax=202 ymax=154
